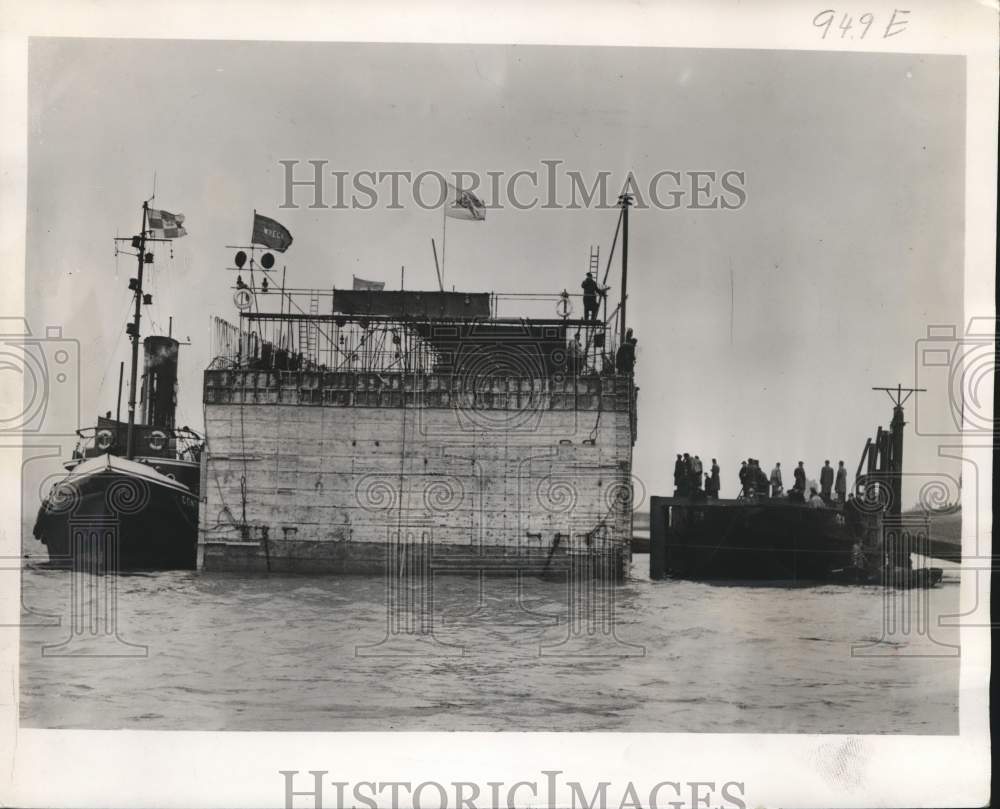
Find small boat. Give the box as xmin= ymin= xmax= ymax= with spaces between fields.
xmin=32 ymin=199 xmax=203 ymax=571
xmin=33 ymin=454 xmax=199 ymax=570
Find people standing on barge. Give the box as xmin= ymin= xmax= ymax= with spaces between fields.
xmin=673 ymin=454 xmax=685 ymax=494
xmin=820 ymin=460 xmax=834 ymax=501
xmin=753 ymin=459 xmax=769 ymax=497
xmin=739 ymin=460 xmax=749 ymax=496
xmin=808 ymin=485 xmax=825 ymax=508
xmin=835 ymin=460 xmax=848 ymax=504
xmin=679 ymin=453 xmax=693 ymax=496
xmin=770 ymin=462 xmax=783 ymax=497
xmin=793 ymin=461 xmax=806 ymax=494
xmin=692 ymin=455 xmax=704 ymax=492
xmin=674 ymin=452 xmax=687 ymax=496
xmin=710 ymin=459 xmax=720 ymax=498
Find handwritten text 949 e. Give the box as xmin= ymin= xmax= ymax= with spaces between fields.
xmin=813 ymin=9 xmax=910 ymax=40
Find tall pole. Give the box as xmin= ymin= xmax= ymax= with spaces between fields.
xmin=125 ymin=202 xmax=148 ymax=459
xmin=441 ymin=207 xmax=448 ymax=288
xmin=115 ymin=361 xmax=124 ymax=448
xmin=115 ymin=362 xmax=124 ymax=424
xmin=872 ymin=384 xmax=925 ymax=515
xmin=888 ymin=401 xmax=905 ymax=516
xmin=431 ymin=239 xmax=444 ymax=292
xmin=618 ymin=193 xmax=632 ymax=348
xmin=278 ymin=265 xmax=287 ymax=349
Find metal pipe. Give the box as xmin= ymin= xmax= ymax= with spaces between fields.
xmin=618 ymin=194 xmax=632 ymax=348
xmin=115 ymin=361 xmax=124 ymax=448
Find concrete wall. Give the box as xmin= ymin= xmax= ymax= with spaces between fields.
xmin=199 ymin=370 xmax=636 ymax=574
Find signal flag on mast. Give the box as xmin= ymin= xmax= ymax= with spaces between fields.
xmin=251 ymin=211 xmax=293 ymax=252
xmin=147 ymin=209 xmax=187 ymax=239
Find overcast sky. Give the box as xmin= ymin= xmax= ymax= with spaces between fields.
xmin=25 ymin=38 xmax=965 ymax=510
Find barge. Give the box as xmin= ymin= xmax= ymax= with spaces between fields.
xmin=650 ymin=386 xmax=947 ymax=587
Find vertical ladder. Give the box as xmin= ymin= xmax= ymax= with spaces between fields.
xmin=588 ymin=246 xmax=601 ymax=368
xmin=305 ymin=291 xmax=320 ymax=364
xmin=293 ymin=291 xmax=321 ymax=365
xmin=296 ymin=309 xmax=308 ymax=360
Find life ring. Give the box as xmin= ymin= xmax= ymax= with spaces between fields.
xmin=233 ymin=289 xmax=252 ymax=310
xmin=148 ymin=430 xmax=167 ymax=451
xmin=95 ymin=429 xmax=114 ymax=450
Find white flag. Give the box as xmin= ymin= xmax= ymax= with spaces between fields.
xmin=444 ymin=184 xmax=486 ymax=221
xmin=353 ymin=275 xmax=385 ymax=291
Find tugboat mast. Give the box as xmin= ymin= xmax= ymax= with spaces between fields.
xmin=125 ymin=201 xmax=149 ymax=459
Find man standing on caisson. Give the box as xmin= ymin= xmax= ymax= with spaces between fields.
xmin=581 ymin=271 xmax=606 ymax=321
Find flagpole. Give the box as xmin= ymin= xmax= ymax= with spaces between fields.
xmin=279 ymin=265 xmax=287 ymax=349
xmin=441 ymin=205 xmax=447 ymax=287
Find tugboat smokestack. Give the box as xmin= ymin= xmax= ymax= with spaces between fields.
xmin=141 ymin=335 xmax=180 ymax=428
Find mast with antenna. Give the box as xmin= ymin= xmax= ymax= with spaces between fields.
xmin=871 ymin=384 xmax=926 ymax=515
xmin=124 ymin=201 xmax=149 ymax=459
xmin=113 ymin=195 xmax=181 ymax=459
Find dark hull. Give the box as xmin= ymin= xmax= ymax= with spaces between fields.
xmin=652 ymin=497 xmax=862 ymax=582
xmin=33 ymin=462 xmax=199 ymax=571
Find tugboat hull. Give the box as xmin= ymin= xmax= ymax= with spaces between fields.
xmin=33 ymin=454 xmax=198 ymax=571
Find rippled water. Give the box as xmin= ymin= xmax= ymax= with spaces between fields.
xmin=19 ymin=552 xmax=959 ymax=733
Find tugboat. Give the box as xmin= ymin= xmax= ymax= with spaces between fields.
xmin=32 ymin=200 xmax=203 ymax=570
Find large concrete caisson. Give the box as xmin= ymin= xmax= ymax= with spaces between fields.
xmin=199 ymin=302 xmax=638 ymax=579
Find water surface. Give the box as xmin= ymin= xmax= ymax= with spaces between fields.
xmin=19 ymin=552 xmax=960 ymax=733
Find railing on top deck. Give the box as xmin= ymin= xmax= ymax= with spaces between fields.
xmin=209 ymin=306 xmax=620 ymax=379
xmin=225 ymin=286 xmax=610 ymax=322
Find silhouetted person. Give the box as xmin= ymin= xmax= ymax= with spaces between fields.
xmin=685 ymin=453 xmax=697 ymax=492
xmin=581 ymin=271 xmax=606 ymax=321
xmin=835 ymin=460 xmax=847 ymax=504
xmin=770 ymin=462 xmax=783 ymax=497
xmin=746 ymin=458 xmax=757 ymax=496
xmin=753 ymin=460 xmax=769 ymax=497
xmin=793 ymin=461 xmax=806 ymax=493
xmin=673 ymin=454 xmax=685 ymax=493
xmin=820 ymin=460 xmax=834 ymax=501
xmin=679 ymin=453 xmax=692 ymax=497
xmin=710 ymin=459 xmax=720 ymax=499
xmin=569 ymin=331 xmax=585 ymax=374
xmin=808 ymin=485 xmax=825 ymax=508
xmin=616 ymin=328 xmax=636 ymax=374
xmin=739 ymin=460 xmax=749 ymax=496
xmin=692 ymin=455 xmax=704 ymax=491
